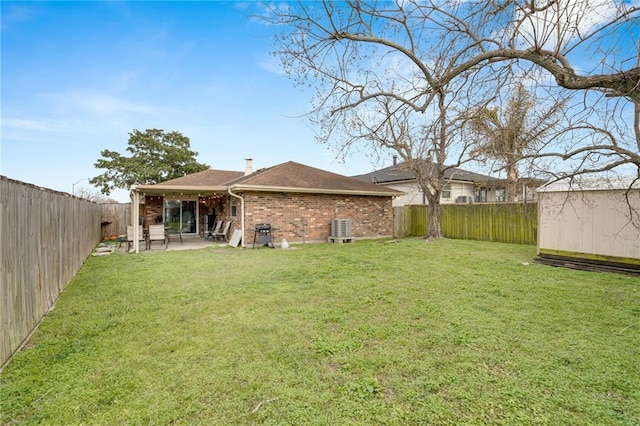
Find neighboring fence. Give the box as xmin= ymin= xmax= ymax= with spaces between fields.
xmin=394 ymin=203 xmax=538 ymax=245
xmin=0 ymin=176 xmax=102 ymax=368
xmin=101 ymin=202 xmax=131 ymax=240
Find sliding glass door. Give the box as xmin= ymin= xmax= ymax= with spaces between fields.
xmin=164 ymin=200 xmax=197 ymax=234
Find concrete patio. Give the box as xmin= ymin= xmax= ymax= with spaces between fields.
xmin=121 ymin=235 xmax=230 ymax=252
xmin=166 ymin=235 xmax=218 ymax=251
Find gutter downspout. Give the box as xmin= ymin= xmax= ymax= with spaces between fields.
xmin=228 ymin=187 xmax=245 ymax=248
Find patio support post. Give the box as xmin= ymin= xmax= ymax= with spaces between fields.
xmin=130 ymin=187 xmax=141 ymax=253
xmin=228 ymin=188 xmax=245 ymax=248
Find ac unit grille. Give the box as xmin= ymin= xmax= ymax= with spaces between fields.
xmin=331 ymin=219 xmax=352 ymax=238
xmin=456 ymin=196 xmax=473 ymax=204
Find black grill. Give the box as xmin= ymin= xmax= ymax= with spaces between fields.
xmin=253 ymin=223 xmax=274 ymax=248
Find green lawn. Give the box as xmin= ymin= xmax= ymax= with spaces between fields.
xmin=1 ymin=238 xmax=639 ymax=425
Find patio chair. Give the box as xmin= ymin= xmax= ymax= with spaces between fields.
xmin=166 ymin=227 xmax=183 ymax=245
xmin=212 ymin=221 xmax=232 ymax=242
xmin=126 ymin=225 xmax=145 ymax=251
xmin=147 ymin=224 xmax=167 ymax=250
xmin=206 ymin=220 xmax=224 ymax=241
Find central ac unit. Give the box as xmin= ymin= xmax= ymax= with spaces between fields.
xmin=331 ymin=219 xmax=352 ymax=238
xmin=456 ymin=195 xmax=473 ymax=204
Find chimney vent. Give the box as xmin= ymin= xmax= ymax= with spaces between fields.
xmin=245 ymin=158 xmax=253 ymax=176
xmin=393 ymin=155 xmax=398 ymax=166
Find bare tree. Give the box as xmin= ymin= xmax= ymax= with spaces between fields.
xmin=469 ymin=82 xmax=567 ymax=202
xmin=264 ymin=1 xmax=510 ymax=238
xmin=262 ymin=1 xmax=639 ymax=237
xmin=74 ymin=187 xmax=118 ymax=204
xmin=352 ymin=85 xmax=497 ymax=238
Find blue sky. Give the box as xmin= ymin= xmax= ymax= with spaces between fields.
xmin=2 ymin=2 xmax=638 ymax=203
xmin=1 ymin=1 xmax=376 ymax=202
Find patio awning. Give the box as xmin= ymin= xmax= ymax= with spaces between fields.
xmin=131 ymin=184 xmax=229 ymax=196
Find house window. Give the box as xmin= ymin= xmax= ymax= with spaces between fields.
xmin=495 ymin=189 xmax=505 ymax=202
xmin=441 ymin=184 xmax=451 ymax=200
xmin=230 ymin=198 xmax=238 ymax=217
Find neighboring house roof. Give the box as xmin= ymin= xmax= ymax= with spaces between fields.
xmin=352 ymin=161 xmax=498 ymax=185
xmin=133 ymin=161 xmax=402 ymax=197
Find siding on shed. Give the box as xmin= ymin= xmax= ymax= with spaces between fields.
xmin=538 ymin=187 xmax=640 ymax=262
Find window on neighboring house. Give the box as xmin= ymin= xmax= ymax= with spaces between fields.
xmin=475 ymin=188 xmax=488 ymax=203
xmin=495 ymin=189 xmax=505 ymax=202
xmin=441 ymin=183 xmax=451 ymax=200
xmin=230 ymin=198 xmax=238 ymax=217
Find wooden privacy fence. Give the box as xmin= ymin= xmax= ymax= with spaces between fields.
xmin=394 ymin=203 xmax=538 ymax=245
xmin=101 ymin=202 xmax=131 ymax=240
xmin=0 ymin=176 xmax=102 ymax=368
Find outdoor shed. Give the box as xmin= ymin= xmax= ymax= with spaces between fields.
xmin=536 ymin=178 xmax=640 ymax=274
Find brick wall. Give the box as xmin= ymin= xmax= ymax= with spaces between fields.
xmin=142 ymin=195 xmax=229 ymax=235
xmin=243 ymin=191 xmax=394 ymax=243
xmin=198 ymin=195 xmax=227 ymax=234
xmin=140 ymin=192 xmax=394 ymax=244
xmin=144 ymin=196 xmax=164 ymax=227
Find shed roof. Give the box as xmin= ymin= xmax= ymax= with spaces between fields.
xmin=537 ymin=176 xmax=640 ymax=193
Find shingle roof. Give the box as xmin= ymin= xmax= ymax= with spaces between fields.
xmin=352 ymin=161 xmax=498 ymax=184
xmin=134 ymin=161 xmax=401 ymax=197
xmin=229 ymin=161 xmax=401 ymax=196
xmin=159 ymin=169 xmax=244 ymax=186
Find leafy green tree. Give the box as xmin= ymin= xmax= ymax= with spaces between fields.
xmin=90 ymin=129 xmax=209 ymax=195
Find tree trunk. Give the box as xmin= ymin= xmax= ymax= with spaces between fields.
xmin=425 ymin=193 xmax=442 ymax=240
xmin=505 ymin=161 xmax=518 ymax=202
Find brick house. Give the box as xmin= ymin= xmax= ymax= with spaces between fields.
xmin=128 ymin=160 xmax=401 ymax=251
